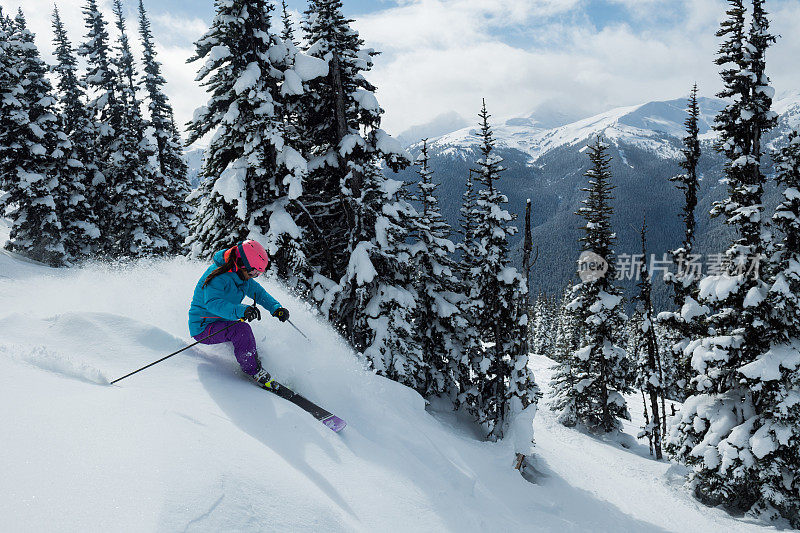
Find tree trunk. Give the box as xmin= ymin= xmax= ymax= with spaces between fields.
xmin=646 ymin=329 xmax=663 ymax=459
xmin=641 ymin=389 xmax=653 ymax=456
xmin=521 ymin=199 xmax=533 ymax=354
xmin=329 ymin=52 xmax=361 ymax=199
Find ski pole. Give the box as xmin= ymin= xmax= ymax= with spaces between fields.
xmin=287 ymin=319 xmax=310 ymax=341
xmin=110 ymin=319 xmax=245 ymax=385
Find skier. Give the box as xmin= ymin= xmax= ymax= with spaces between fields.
xmin=188 ymin=240 xmax=290 ymax=387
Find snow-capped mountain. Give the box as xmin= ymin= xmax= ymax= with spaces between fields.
xmin=396 ymin=92 xmax=800 ymax=305
xmin=418 ymin=92 xmax=800 ymax=164
xmin=423 ymin=96 xmax=726 ymax=161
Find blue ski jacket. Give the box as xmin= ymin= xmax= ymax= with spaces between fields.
xmin=188 ymin=249 xmax=282 ymax=336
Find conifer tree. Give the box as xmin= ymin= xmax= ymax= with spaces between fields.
xmin=666 ymin=0 xmax=779 ymax=513
xmin=0 ymin=11 xmax=66 ymax=266
xmin=321 ymin=166 xmax=422 ymax=389
xmin=299 ymin=0 xmax=408 ymax=295
xmin=109 ymin=0 xmax=165 ymax=256
xmin=186 ymin=0 xmax=309 ymax=271
xmin=531 ymin=296 xmax=546 ymax=355
xmin=632 ymin=221 xmax=663 ymax=459
xmin=532 ymin=294 xmax=557 ymax=356
xmin=51 ymin=5 xmax=102 ymax=259
xmin=742 ymin=127 xmax=800 ymax=526
xmin=454 ymin=168 xmax=483 ymax=414
xmin=78 ymin=0 xmax=118 ymax=252
xmin=467 ymin=100 xmax=536 ymax=441
xmin=549 ymin=284 xmax=582 ymax=426
xmin=521 ymin=198 xmax=535 ymax=354
xmin=659 ymin=85 xmax=709 ymax=401
xmin=299 ymin=0 xmax=414 ymax=373
xmin=570 ymin=136 xmax=631 ymax=433
xmin=279 ymin=0 xmax=298 ymax=47
xmin=137 ymin=0 xmax=192 ymax=253
xmin=410 ymin=139 xmax=463 ymax=398
xmin=0 ymin=7 xmax=17 ymax=193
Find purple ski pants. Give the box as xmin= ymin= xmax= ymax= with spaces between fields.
xmin=193 ymin=321 xmax=260 ymax=375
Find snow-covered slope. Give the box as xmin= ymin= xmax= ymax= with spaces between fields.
xmin=0 ymin=253 xmax=774 ymax=532
xmin=773 ymin=90 xmax=800 ymax=126
xmin=529 ymin=356 xmax=774 ymax=533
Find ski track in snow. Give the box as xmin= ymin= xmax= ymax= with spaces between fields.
xmin=0 ymin=251 xmax=780 ymax=532
xmin=0 ymin=342 xmax=109 ymax=385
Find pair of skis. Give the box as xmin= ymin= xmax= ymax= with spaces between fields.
xmin=258 ymin=378 xmax=347 ymax=433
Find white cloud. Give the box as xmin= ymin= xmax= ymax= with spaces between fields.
xmin=356 ymin=0 xmax=800 ymax=135
xmin=9 ymin=0 xmax=800 ymax=144
xmin=150 ymin=12 xmax=207 ymax=46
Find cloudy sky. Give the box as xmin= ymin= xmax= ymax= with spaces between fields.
xmin=8 ymin=0 xmax=800 ymax=139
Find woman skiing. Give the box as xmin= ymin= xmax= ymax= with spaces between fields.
xmin=188 ymin=240 xmax=289 ymax=387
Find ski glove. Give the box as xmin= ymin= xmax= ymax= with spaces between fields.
xmin=244 ymin=306 xmax=261 ymax=322
xmin=273 ymin=307 xmax=290 ymax=322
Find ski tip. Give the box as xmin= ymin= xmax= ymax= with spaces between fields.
xmin=323 ymin=416 xmax=347 ymax=433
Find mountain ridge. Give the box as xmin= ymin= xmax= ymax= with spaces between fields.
xmin=395 ymin=92 xmax=800 ymax=305
xmin=406 ymin=92 xmax=800 ymax=159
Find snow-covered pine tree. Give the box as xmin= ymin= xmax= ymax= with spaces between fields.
xmin=0 ymin=7 xmax=16 ymax=194
xmin=186 ymin=0 xmax=310 ymax=274
xmin=78 ymin=0 xmax=119 ymax=254
xmin=298 ymin=0 xmax=409 ymax=295
xmin=279 ymin=0 xmax=298 ymax=47
xmin=551 ymin=287 xmax=578 ymax=364
xmin=549 ymin=283 xmax=582 ymax=426
xmin=653 ymin=318 xmax=675 ymax=434
xmin=0 ymin=10 xmax=66 ymax=266
xmin=454 ymin=167 xmax=484 ymax=415
xmin=410 ymin=139 xmax=463 ymax=399
xmin=570 ymin=136 xmax=631 ymax=433
xmin=658 ymin=84 xmax=709 ymax=401
xmin=666 ymin=0 xmax=779 ymax=513
xmin=271 ymin=28 xmax=328 ymax=286
xmin=741 ymin=126 xmax=800 ymax=526
xmin=546 ymin=295 xmax=559 ymax=355
xmin=137 ymin=0 xmax=192 ymax=254
xmin=109 ymin=0 xmax=165 ymax=256
xmin=532 ymin=294 xmax=557 ymax=356
xmin=321 ymin=165 xmax=423 ymax=389
xmin=632 ymin=220 xmax=663 ymax=459
xmin=468 ymin=100 xmax=536 ymax=441
xmin=50 ymin=5 xmax=102 ymax=259
xmin=625 ymin=311 xmax=642 ymax=372
xmin=530 ymin=295 xmax=543 ymax=354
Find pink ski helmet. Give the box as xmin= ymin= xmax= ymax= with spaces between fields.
xmin=237 ymin=240 xmax=269 ymax=273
